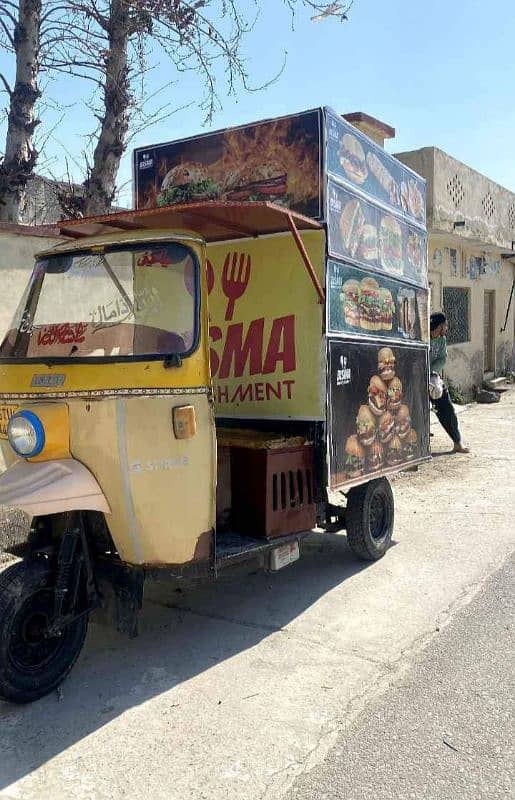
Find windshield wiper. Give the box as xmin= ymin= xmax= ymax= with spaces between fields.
xmin=163 ymin=353 xmax=182 ymax=369
xmin=163 ymin=353 xmax=182 ymax=368
xmin=98 ymin=254 xmax=135 ymax=317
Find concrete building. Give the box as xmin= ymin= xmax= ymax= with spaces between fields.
xmin=395 ymin=147 xmax=515 ymax=398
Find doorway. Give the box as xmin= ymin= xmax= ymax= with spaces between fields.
xmin=483 ymin=290 xmax=496 ymax=373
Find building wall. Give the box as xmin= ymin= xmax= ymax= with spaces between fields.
xmin=0 ymin=229 xmax=61 ymax=342
xmin=428 ymin=235 xmax=514 ymax=397
xmin=0 ymin=228 xmax=62 ymax=472
xmin=396 ymin=146 xmax=515 ymax=397
xmin=396 ymin=147 xmax=515 ymax=249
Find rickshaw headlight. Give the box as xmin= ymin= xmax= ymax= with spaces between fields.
xmin=7 ymin=411 xmax=45 ymax=458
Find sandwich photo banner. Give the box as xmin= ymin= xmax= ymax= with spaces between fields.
xmin=327 ymin=339 xmax=430 ymax=490
xmin=133 ymin=109 xmax=323 ymax=219
xmin=328 ymin=260 xmax=429 ymax=343
xmin=327 ymin=180 xmax=428 ymax=288
xmin=324 ymin=108 xmax=427 ymax=228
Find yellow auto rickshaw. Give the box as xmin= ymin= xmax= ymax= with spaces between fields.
xmin=0 ymin=108 xmax=429 ymax=704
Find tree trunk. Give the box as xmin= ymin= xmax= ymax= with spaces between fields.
xmin=0 ymin=0 xmax=42 ymax=223
xmin=81 ymin=0 xmax=131 ymax=216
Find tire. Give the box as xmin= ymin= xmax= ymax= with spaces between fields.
xmin=346 ymin=478 xmax=394 ymax=562
xmin=0 ymin=559 xmax=88 ymax=704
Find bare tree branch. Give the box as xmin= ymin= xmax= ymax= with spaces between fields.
xmin=1 ymin=0 xmax=351 ymax=220
xmin=0 ymin=71 xmax=12 ymax=94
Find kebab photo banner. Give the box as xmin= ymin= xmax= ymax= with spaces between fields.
xmin=327 ymin=260 xmax=429 ymax=344
xmin=324 ymin=108 xmax=427 ymax=228
xmin=327 ymin=339 xmax=430 ymax=490
xmin=327 ymin=180 xmax=428 ymax=288
xmin=133 ymin=109 xmax=323 ymax=219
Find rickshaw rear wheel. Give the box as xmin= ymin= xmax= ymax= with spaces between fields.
xmin=0 ymin=559 xmax=88 ymax=704
xmin=346 ymin=478 xmax=394 ymax=561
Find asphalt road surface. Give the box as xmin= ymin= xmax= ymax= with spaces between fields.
xmin=288 ymin=554 xmax=514 ymax=800
xmin=0 ymin=390 xmax=514 ymax=800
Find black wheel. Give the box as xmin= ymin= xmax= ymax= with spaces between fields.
xmin=346 ymin=478 xmax=394 ymax=561
xmin=0 ymin=559 xmax=88 ymax=704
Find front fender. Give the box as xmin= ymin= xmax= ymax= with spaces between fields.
xmin=0 ymin=458 xmax=110 ymax=519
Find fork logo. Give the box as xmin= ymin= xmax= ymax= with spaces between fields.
xmin=222 ymin=252 xmax=251 ymax=321
xmin=337 ymin=355 xmax=351 ymax=386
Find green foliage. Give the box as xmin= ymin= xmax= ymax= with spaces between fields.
xmin=446 ymin=379 xmax=466 ymax=405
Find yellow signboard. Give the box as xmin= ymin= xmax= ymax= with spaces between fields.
xmin=207 ymin=230 xmax=326 ymax=420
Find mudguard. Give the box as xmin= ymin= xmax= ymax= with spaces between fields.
xmin=0 ymin=458 xmax=110 ymax=520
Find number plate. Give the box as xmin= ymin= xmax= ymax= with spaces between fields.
xmin=0 ymin=405 xmax=18 ymax=439
xmin=269 ymin=540 xmax=300 ymax=571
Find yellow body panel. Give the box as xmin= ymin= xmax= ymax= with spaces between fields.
xmin=0 ymin=354 xmax=209 ymax=397
xmin=68 ymin=393 xmax=215 ymax=565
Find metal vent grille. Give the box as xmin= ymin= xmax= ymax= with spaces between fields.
xmin=447 ymin=175 xmax=465 ymax=207
xmin=482 ymin=193 xmax=495 ymax=220
xmin=443 ymin=287 xmax=470 ymax=345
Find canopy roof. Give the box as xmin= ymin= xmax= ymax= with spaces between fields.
xmin=57 ymin=201 xmax=322 ymax=243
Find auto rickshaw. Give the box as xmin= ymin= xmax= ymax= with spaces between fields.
xmin=0 ymin=108 xmax=429 ymax=704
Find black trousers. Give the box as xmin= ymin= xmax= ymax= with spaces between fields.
xmin=432 ymin=388 xmax=461 ymax=444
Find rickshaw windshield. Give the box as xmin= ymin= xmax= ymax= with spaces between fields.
xmin=0 ymin=241 xmax=199 ymax=361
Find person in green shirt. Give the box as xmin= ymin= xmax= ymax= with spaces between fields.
xmin=430 ymin=312 xmax=469 ymax=453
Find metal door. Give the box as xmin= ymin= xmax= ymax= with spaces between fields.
xmin=483 ymin=290 xmax=495 ymax=373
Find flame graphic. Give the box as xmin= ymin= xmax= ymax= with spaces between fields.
xmin=140 ymin=116 xmax=320 ymax=211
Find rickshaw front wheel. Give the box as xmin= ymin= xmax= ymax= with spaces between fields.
xmin=0 ymin=559 xmax=88 ymax=704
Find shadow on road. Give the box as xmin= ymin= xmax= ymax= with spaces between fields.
xmin=0 ymin=531 xmax=376 ymax=790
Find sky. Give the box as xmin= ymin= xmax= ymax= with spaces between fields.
xmin=1 ymin=0 xmax=515 ymax=207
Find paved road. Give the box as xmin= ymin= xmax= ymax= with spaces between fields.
xmin=288 ymin=554 xmax=515 ymax=800
xmin=0 ymin=391 xmax=514 ymax=800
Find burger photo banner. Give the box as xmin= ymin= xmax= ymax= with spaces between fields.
xmin=133 ymin=109 xmax=323 ymax=219
xmin=327 ymin=340 xmax=430 ymax=489
xmin=327 ymin=181 xmax=427 ymax=288
xmin=325 ymin=109 xmax=426 ymax=228
xmin=328 ymin=260 xmax=429 ymax=343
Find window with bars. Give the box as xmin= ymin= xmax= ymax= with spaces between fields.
xmin=443 ymin=287 xmax=470 ymax=344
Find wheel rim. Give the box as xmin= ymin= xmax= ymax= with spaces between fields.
xmin=369 ymin=489 xmax=391 ymax=542
xmin=8 ymin=590 xmax=66 ymax=673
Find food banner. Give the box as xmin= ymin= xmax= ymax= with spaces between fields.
xmin=324 ymin=108 xmax=426 ymax=227
xmin=207 ymin=230 xmax=326 ymax=420
xmin=328 ymin=260 xmax=429 ymax=343
xmin=328 ymin=339 xmax=430 ymax=489
xmin=327 ymin=180 xmax=427 ymax=288
xmin=134 ymin=109 xmax=322 ymax=219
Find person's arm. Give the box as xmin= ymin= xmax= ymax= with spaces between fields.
xmin=430 ymin=337 xmax=447 ymax=374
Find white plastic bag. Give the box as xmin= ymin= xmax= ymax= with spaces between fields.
xmin=428 ymin=372 xmax=444 ymax=400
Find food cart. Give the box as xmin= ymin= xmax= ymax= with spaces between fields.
xmin=0 ymin=107 xmax=429 ymax=702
